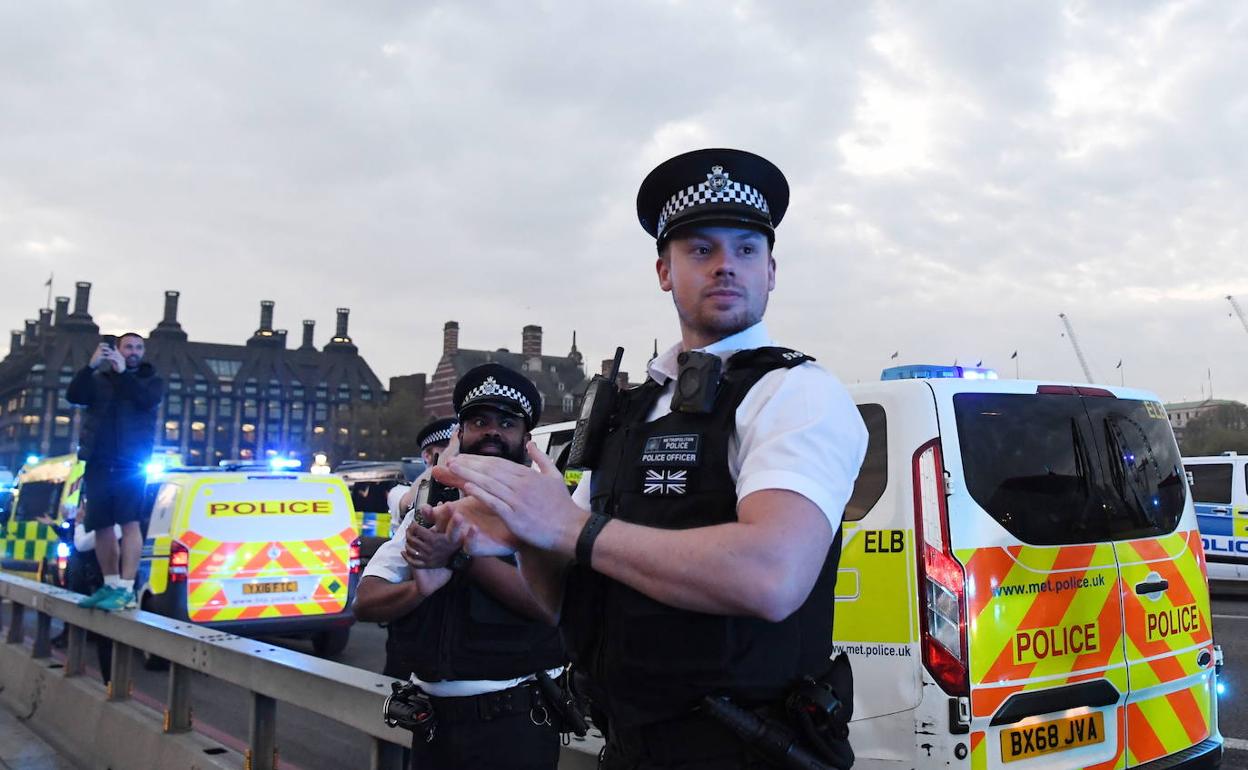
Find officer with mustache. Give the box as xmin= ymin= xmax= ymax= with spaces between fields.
xmin=354 ymin=363 xmax=566 ymax=770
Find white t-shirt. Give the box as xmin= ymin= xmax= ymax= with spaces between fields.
xmin=571 ymin=320 xmax=868 ymax=531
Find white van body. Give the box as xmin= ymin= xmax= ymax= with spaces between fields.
xmin=839 ymin=377 xmax=1220 ymax=769
xmin=1184 ymin=453 xmax=1248 ymax=584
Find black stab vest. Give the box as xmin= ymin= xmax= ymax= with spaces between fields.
xmin=389 ymin=558 xmax=566 ymax=682
xmin=560 ymin=347 xmax=843 ymax=729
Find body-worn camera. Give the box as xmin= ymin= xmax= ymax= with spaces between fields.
xmin=671 ymin=351 xmax=722 ymax=414
xmin=383 ymin=680 xmax=436 ymax=742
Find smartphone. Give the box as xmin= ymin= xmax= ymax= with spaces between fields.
xmin=100 ymin=334 xmax=117 ymax=348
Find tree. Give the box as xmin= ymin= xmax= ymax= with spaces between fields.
xmin=350 ymin=389 xmax=431 ymax=461
xmin=1179 ymin=402 xmax=1248 ymax=456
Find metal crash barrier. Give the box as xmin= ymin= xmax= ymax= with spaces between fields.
xmin=0 ymin=572 xmax=602 ymax=770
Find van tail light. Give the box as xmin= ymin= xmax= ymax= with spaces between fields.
xmin=169 ymin=540 xmax=189 ymax=583
xmin=349 ymin=538 xmax=361 ymax=574
xmin=913 ymin=439 xmax=969 ymax=696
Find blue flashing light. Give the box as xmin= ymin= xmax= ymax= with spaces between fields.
xmin=269 ymin=457 xmax=302 ymax=470
xmin=25 ymin=454 xmax=40 ymax=466
xmin=145 ymin=460 xmax=167 ymax=481
xmin=1217 ymin=681 xmax=1226 ymax=697
xmin=60 ymin=521 xmax=71 ymax=530
xmin=882 ymin=364 xmax=1000 ymax=382
xmin=55 ymin=542 xmax=70 ymax=559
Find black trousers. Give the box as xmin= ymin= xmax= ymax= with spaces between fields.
xmin=409 ymin=691 xmax=560 ymax=770
xmin=601 ymin=715 xmax=771 ymax=770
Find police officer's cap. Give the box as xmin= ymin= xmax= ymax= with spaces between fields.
xmin=415 ymin=417 xmax=457 ymax=451
xmin=453 ymin=363 xmax=542 ymax=430
xmin=636 ymin=148 xmax=789 ymax=245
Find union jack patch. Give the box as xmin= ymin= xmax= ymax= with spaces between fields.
xmin=644 ymin=469 xmax=687 ymax=495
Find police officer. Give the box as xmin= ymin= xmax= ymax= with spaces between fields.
xmin=354 ymin=364 xmax=566 ymax=770
xmin=434 ymin=149 xmax=868 ymax=769
xmin=386 ymin=417 xmax=458 ymax=538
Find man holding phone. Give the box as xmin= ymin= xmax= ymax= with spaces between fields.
xmin=66 ymin=332 xmax=164 ymax=612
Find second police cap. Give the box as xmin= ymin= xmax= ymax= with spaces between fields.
xmin=453 ymin=363 xmax=542 ymax=429
xmin=415 ymin=417 xmax=457 ymax=450
xmin=636 ymin=148 xmax=790 ymax=244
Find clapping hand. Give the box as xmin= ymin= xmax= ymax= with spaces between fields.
xmin=403 ymin=510 xmax=464 ymax=569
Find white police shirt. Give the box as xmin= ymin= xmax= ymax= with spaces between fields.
xmin=571 ymin=321 xmax=868 ymax=531
xmin=363 ymin=476 xmax=563 ymax=697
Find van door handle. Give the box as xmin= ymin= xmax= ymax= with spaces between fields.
xmin=1211 ymin=506 xmax=1231 ymax=514
xmin=1135 ymin=579 xmax=1169 ymax=595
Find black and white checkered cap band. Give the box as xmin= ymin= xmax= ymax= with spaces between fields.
xmin=419 ymin=425 xmax=456 ymax=450
xmin=657 ymin=179 xmax=770 ymax=235
xmin=461 ymin=376 xmax=533 ymax=419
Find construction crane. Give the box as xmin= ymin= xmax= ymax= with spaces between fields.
xmin=1227 ymin=295 xmax=1248 ymax=336
xmin=1058 ymin=313 xmax=1096 ymax=383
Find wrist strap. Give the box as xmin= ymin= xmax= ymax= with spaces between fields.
xmin=575 ymin=513 xmax=610 ymax=568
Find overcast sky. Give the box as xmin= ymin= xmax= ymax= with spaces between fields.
xmin=3 ymin=1 xmax=1247 ymax=405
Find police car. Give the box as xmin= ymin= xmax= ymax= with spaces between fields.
xmin=1186 ymin=452 xmax=1248 ymax=585
xmin=136 ymin=467 xmax=360 ymax=659
xmin=838 ymin=364 xmax=1221 ymax=769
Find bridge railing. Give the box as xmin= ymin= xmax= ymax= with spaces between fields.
xmin=0 ymin=571 xmax=601 ymax=770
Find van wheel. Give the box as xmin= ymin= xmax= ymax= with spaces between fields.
xmin=139 ymin=593 xmax=170 ymax=670
xmin=312 ymin=628 xmax=350 ymax=657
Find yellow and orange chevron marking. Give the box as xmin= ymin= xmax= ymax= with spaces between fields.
xmin=1118 ymin=530 xmax=1213 ymax=765
xmin=182 ymin=526 xmax=354 ymax=623
xmin=959 ymin=542 xmax=1125 ymax=719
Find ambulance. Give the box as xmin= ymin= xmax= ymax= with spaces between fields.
xmin=0 ymin=454 xmax=83 ymax=582
xmin=1185 ymin=453 xmax=1248 ymax=585
xmin=136 ymin=469 xmax=360 ymax=657
xmin=836 ymin=365 xmax=1222 ymax=769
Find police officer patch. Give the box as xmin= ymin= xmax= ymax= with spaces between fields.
xmin=639 ymin=434 xmax=700 ymax=466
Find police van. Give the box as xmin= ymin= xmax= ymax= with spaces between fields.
xmin=136 ymin=469 xmax=360 ymax=657
xmin=838 ymin=365 xmax=1221 ymax=769
xmin=1185 ymin=452 xmax=1248 ymax=584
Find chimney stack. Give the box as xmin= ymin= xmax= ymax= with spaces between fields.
xmin=24 ymin=319 xmax=37 ymax=344
xmin=163 ymin=291 xmax=180 ymax=324
xmin=72 ymin=282 xmax=92 ymax=317
xmin=301 ymin=320 xmax=316 ymax=350
xmin=39 ymin=308 xmax=52 ymax=333
xmin=335 ymin=308 xmax=350 ymax=340
xmin=54 ymin=296 xmax=70 ymax=325
xmin=276 ymin=329 xmax=288 ymax=347
xmin=443 ymin=321 xmax=459 ymax=356
xmin=259 ymin=300 xmax=275 ymax=332
xmin=522 ymin=325 xmax=542 ymax=358
xmin=9 ymin=331 xmax=21 ymax=355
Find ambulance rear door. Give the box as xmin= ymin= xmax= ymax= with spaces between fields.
xmin=1084 ymin=393 xmax=1217 ymax=766
xmin=179 ymin=474 xmax=356 ymax=624
xmin=941 ymin=381 xmax=1128 ymax=770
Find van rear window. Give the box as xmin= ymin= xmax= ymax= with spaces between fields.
xmin=954 ymin=393 xmax=1185 ymax=545
xmin=1186 ymin=463 xmax=1232 ymax=505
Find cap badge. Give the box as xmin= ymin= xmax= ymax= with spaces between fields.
xmin=706 ymin=165 xmax=729 ymax=192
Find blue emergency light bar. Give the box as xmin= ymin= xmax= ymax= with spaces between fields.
xmin=269 ymin=457 xmax=302 ymax=470
xmin=882 ymin=364 xmax=1000 ymax=381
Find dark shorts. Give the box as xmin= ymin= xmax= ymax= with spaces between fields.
xmin=82 ymin=463 xmax=146 ymax=533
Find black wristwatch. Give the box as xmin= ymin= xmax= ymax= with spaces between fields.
xmin=447 ymin=549 xmax=472 ymax=572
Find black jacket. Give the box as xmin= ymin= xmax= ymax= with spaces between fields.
xmin=66 ymin=362 xmax=164 ymax=466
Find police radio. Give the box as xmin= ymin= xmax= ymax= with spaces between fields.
xmin=566 ymin=347 xmax=623 ymax=470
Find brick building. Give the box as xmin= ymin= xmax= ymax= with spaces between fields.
xmin=423 ymin=321 xmax=592 ymax=424
xmin=0 ymin=283 xmax=384 ymax=470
